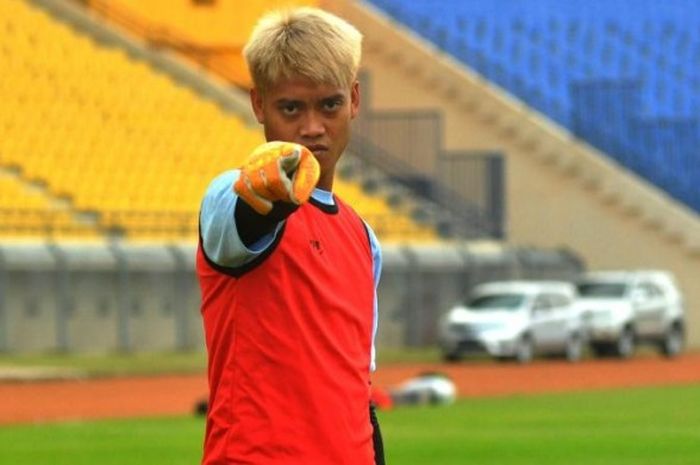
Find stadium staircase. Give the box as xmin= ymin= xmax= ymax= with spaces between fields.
xmin=321 ymin=0 xmax=700 ymax=345
xmin=0 ymin=0 xmax=440 ymax=243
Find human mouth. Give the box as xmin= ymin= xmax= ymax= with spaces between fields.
xmin=306 ymin=144 xmax=329 ymax=156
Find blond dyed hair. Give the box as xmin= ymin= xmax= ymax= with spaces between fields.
xmin=243 ymin=7 xmax=363 ymax=92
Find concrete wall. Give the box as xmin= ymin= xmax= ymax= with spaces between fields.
xmin=0 ymin=241 xmax=581 ymax=353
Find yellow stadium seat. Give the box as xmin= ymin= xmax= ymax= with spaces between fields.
xmin=0 ymin=0 xmax=438 ymax=242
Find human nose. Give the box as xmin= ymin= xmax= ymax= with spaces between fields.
xmin=299 ymin=111 xmax=325 ymax=139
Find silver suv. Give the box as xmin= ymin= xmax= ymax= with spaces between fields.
xmin=438 ymin=281 xmax=585 ymax=363
xmin=575 ymin=270 xmax=685 ymax=358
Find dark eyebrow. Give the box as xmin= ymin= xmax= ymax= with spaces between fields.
xmin=275 ymin=98 xmax=303 ymax=106
xmin=322 ymin=94 xmax=345 ymax=102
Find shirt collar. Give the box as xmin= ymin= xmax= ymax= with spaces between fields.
xmin=311 ymin=188 xmax=335 ymax=206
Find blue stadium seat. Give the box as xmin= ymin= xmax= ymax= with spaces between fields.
xmin=368 ymin=0 xmax=700 ymax=213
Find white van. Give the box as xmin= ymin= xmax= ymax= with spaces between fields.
xmin=438 ymin=281 xmax=584 ymax=363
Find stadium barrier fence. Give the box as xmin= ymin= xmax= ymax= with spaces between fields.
xmin=0 ymin=241 xmax=583 ymax=353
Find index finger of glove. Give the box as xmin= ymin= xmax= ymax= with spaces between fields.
xmin=262 ymin=156 xmax=295 ymax=199
xmin=290 ymin=149 xmax=320 ymax=204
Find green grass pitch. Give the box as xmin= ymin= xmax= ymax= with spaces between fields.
xmin=1 ymin=385 xmax=699 ymax=465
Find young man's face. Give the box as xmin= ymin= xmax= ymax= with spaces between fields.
xmin=250 ymin=76 xmax=360 ymax=191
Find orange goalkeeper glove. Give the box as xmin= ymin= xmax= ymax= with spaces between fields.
xmin=233 ymin=141 xmax=320 ymax=215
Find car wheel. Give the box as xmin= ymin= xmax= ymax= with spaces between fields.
xmin=590 ymin=342 xmax=611 ymax=358
xmin=442 ymin=351 xmax=462 ymax=363
xmin=660 ymin=324 xmax=684 ymax=358
xmin=613 ymin=327 xmax=635 ymax=359
xmin=565 ymin=333 xmax=583 ymax=362
xmin=514 ymin=334 xmax=533 ymax=364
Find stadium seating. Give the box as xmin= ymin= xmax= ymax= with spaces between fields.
xmin=82 ymin=0 xmax=320 ymax=89
xmin=367 ymin=0 xmax=700 ymax=213
xmin=0 ymin=171 xmax=98 ymax=238
xmin=0 ymin=0 xmax=436 ymax=242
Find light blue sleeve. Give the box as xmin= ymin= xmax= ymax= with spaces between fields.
xmin=365 ymin=221 xmax=382 ymax=372
xmin=199 ymin=170 xmax=282 ymax=267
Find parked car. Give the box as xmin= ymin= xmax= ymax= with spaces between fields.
xmin=574 ymin=270 xmax=685 ymax=358
xmin=438 ymin=281 xmax=585 ymax=363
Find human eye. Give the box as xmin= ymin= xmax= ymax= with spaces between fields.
xmin=321 ymin=97 xmax=344 ymax=113
xmin=278 ymin=101 xmax=300 ymax=116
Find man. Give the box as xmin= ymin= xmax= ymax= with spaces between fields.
xmin=197 ymin=7 xmax=384 ymax=465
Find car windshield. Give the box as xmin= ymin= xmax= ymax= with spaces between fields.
xmin=465 ymin=293 xmax=525 ymax=311
xmin=577 ymin=282 xmax=627 ymax=298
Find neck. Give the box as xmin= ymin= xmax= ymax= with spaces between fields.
xmin=316 ymin=170 xmax=334 ymax=191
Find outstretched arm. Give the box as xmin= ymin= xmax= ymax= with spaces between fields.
xmin=199 ymin=141 xmax=320 ymax=267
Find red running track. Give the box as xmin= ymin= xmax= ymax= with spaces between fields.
xmin=2 ymin=352 xmax=700 ymax=425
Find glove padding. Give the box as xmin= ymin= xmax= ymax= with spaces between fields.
xmin=234 ymin=141 xmax=320 ymax=215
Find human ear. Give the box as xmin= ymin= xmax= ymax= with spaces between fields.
xmin=250 ymin=88 xmax=265 ymax=124
xmin=350 ymin=80 xmax=360 ymax=119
